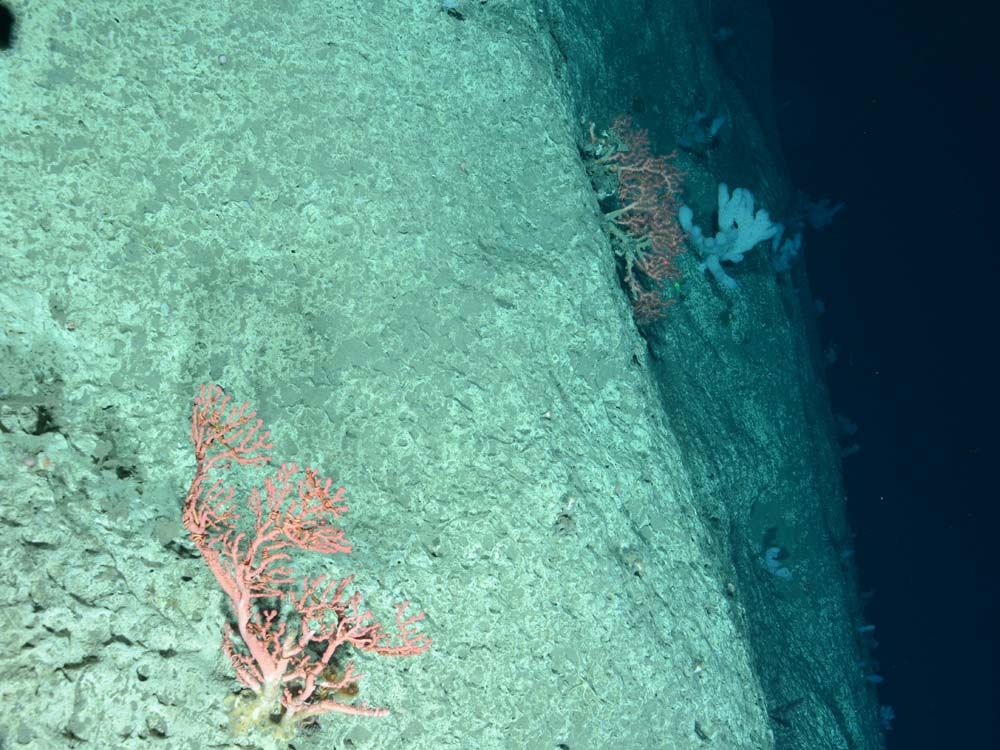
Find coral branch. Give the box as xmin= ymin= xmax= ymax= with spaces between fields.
xmin=182 ymin=385 xmax=430 ymax=732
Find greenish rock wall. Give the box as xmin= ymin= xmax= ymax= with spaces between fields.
xmin=0 ymin=1 xmax=878 ymax=748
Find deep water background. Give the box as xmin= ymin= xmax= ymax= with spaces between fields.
xmin=770 ymin=1 xmax=998 ymax=746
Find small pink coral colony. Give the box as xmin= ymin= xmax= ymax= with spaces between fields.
xmin=182 ymin=384 xmax=430 ymax=730
xmin=599 ymin=115 xmax=686 ymax=321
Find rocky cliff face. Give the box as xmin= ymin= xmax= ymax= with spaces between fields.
xmin=0 ymin=1 xmax=878 ymax=748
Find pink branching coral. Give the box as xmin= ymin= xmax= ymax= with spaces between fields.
xmin=182 ymin=384 xmax=430 ymax=732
